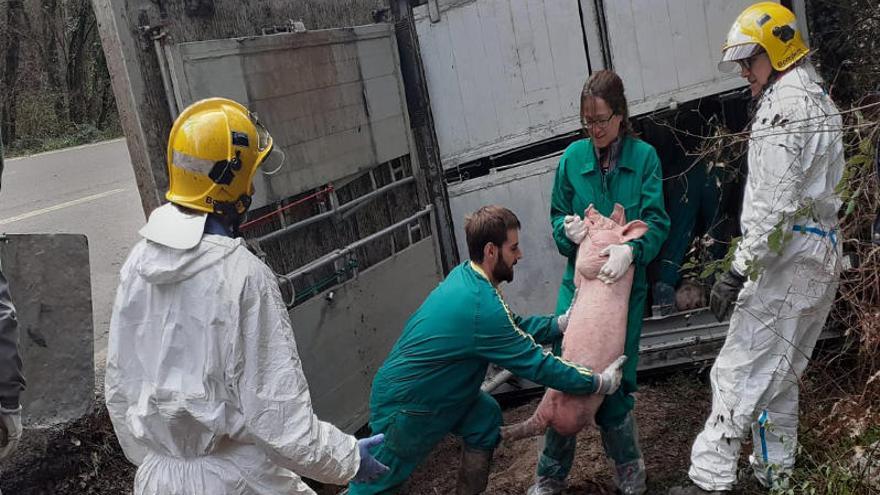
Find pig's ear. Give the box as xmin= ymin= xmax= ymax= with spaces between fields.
xmin=620 ymin=220 xmax=649 ymax=242
xmin=583 ymin=204 xmax=596 ymax=219
xmin=610 ymin=203 xmax=626 ymax=225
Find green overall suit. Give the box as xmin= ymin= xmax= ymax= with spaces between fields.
xmin=654 ymin=149 xmax=736 ymax=299
xmin=349 ymin=262 xmax=602 ymax=494
xmin=538 ymin=136 xmax=669 ymax=485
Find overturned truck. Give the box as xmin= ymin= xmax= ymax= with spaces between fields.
xmin=90 ymin=0 xmax=829 ymax=433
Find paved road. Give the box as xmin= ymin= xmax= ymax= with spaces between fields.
xmin=0 ymin=139 xmax=144 ymax=367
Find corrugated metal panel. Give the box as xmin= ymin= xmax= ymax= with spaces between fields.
xmin=166 ymin=24 xmax=411 ymax=208
xmin=414 ymin=0 xmax=588 ymax=169
xmin=290 ymin=238 xmax=441 ymax=432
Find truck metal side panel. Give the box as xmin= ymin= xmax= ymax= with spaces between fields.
xmin=412 ymin=1 xmax=800 ymax=169
xmin=290 ymin=237 xmax=440 ymax=433
xmin=600 ymin=0 xmax=758 ymax=115
xmin=447 ymin=154 xmax=564 ymax=315
xmin=414 ymin=0 xmax=588 ymax=169
xmin=166 ymin=24 xmax=411 ymax=208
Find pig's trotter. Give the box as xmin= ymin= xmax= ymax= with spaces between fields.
xmin=500 ymin=416 xmax=546 ymax=443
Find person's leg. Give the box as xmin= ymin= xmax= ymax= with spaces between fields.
xmin=348 ymin=407 xmax=454 ymax=495
xmin=688 ymin=249 xmax=837 ymax=491
xmin=655 ymin=159 xmax=703 ymax=308
xmin=452 ymin=392 xmax=503 ymax=494
xmin=687 ymin=282 xmax=763 ymax=491
xmin=749 ymin=258 xmax=838 ymax=488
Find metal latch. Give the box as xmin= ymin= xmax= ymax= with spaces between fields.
xmin=428 ymin=0 xmax=441 ymax=23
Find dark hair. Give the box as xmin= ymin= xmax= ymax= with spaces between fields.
xmin=465 ymin=205 xmax=521 ymax=262
xmin=581 ymin=70 xmax=633 ymax=135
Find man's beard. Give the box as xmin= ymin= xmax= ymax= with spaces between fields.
xmin=492 ymin=258 xmax=514 ymax=284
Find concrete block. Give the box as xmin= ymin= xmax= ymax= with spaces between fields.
xmin=0 ymin=234 xmax=94 ymax=427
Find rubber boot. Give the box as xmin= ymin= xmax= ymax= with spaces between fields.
xmin=599 ymin=412 xmax=647 ymax=495
xmin=525 ymin=476 xmax=567 ymax=495
xmin=455 ymin=445 xmax=493 ymax=495
xmin=653 ymin=281 xmax=675 ymax=316
xmin=667 ymin=484 xmax=723 ymax=495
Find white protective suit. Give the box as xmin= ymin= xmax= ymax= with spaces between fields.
xmin=105 ymin=234 xmax=360 ymax=494
xmin=688 ymin=64 xmax=844 ymax=490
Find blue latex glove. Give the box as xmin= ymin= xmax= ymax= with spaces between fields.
xmin=353 ymin=433 xmax=389 ymax=483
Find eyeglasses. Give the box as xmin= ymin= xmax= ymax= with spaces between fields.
xmin=737 ymin=50 xmax=766 ymax=72
xmin=581 ymin=114 xmax=616 ymax=131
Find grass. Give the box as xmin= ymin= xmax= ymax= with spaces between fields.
xmin=5 ymin=124 xmax=122 ymax=158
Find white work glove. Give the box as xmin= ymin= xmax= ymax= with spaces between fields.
xmin=594 ymin=355 xmax=627 ymax=395
xmin=556 ymin=287 xmax=579 ymax=334
xmin=0 ymin=405 xmax=22 ymax=461
xmin=597 ymin=244 xmax=634 ymax=284
xmin=557 ymin=307 xmax=571 ymax=334
xmin=563 ymin=215 xmax=588 ymax=244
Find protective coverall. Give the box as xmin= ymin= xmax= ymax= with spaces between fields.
xmin=105 ymin=233 xmax=360 ymax=494
xmin=348 ymin=261 xmax=601 ymax=494
xmin=540 ymin=135 xmax=669 ymax=486
xmin=687 ymin=64 xmax=843 ymax=490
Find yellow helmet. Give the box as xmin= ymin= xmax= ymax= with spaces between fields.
xmin=719 ymin=2 xmax=809 ymax=73
xmin=166 ymin=97 xmax=273 ymax=214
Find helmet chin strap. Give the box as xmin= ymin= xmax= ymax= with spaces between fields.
xmin=211 ymin=194 xmax=252 ymax=237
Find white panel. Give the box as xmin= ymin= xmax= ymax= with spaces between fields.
xmin=545 ymin=0 xmax=590 ymax=119
xmin=632 ymin=0 xmax=679 ymax=96
xmin=667 ymin=0 xmax=714 ymax=89
xmin=603 ymin=0 xmax=645 ymax=102
xmin=448 ymin=156 xmax=564 ymax=315
xmin=478 ymin=0 xmax=530 ymax=140
xmin=518 ymin=0 xmax=561 ymax=129
xmin=448 ymin=3 xmax=499 ymax=149
xmin=416 ymin=0 xmax=586 ymax=169
xmin=603 ymin=0 xmax=766 ymax=114
xmin=578 ymin=0 xmax=605 ymax=72
xmin=415 ymin=13 xmax=470 ymax=164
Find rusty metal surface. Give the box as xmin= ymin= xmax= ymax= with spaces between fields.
xmin=0 ymin=234 xmax=94 ymax=427
xmin=166 ymin=24 xmax=411 ymax=208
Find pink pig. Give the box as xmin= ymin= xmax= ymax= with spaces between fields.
xmin=502 ymin=203 xmax=648 ymax=441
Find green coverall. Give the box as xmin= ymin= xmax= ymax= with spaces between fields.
xmin=349 ymin=262 xmax=601 ymax=494
xmin=538 ymin=136 xmax=670 ymax=480
xmin=655 ymin=152 xmax=731 ymax=291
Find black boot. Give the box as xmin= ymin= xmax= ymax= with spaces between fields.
xmin=455 ymin=445 xmax=493 ymax=494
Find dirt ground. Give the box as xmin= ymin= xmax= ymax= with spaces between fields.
xmin=1 ymin=372 xmax=769 ymax=494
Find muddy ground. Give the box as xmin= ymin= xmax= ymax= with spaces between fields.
xmin=1 ymin=372 xmax=768 ymax=494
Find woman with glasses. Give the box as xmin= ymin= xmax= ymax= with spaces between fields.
xmin=527 ymin=70 xmax=670 ymax=495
